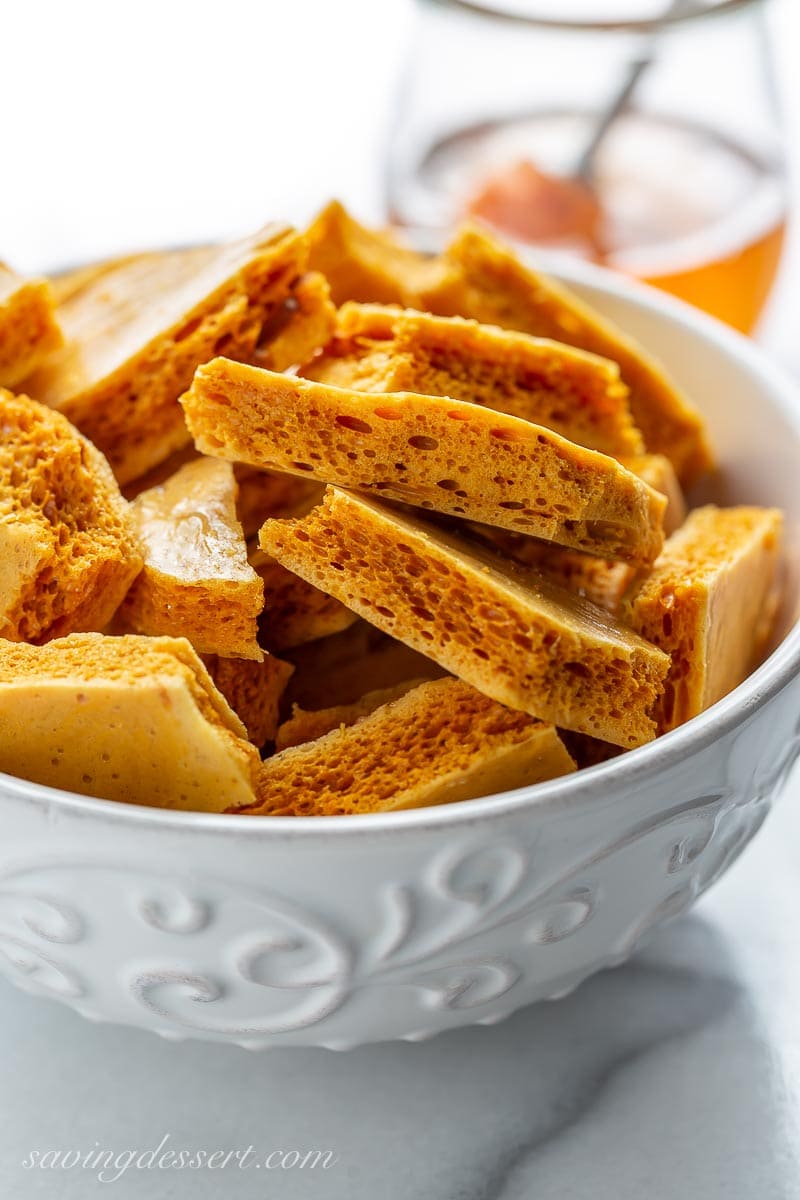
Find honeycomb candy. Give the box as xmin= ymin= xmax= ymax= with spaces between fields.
xmin=284 ymin=620 xmax=446 ymax=711
xmin=120 ymin=457 xmax=263 ymax=659
xmin=248 ymin=271 xmax=335 ymax=372
xmin=250 ymin=546 xmax=358 ymax=652
xmin=0 ymin=634 xmax=259 ymax=812
xmin=623 ymin=453 xmax=686 ymax=535
xmin=203 ymin=652 xmax=294 ymax=747
xmin=421 ymin=224 xmax=714 ymax=485
xmin=305 ymin=200 xmax=442 ymax=306
xmin=235 ymin=468 xmax=324 ymax=539
xmin=258 ymin=487 xmax=670 ymax=747
xmin=306 ymin=302 xmax=643 ymax=458
xmin=183 ymin=359 xmax=666 ymax=565
xmin=624 ymin=505 xmax=783 ymax=732
xmin=0 ymin=265 xmax=62 ymax=388
xmin=0 ymin=389 xmax=142 ymax=643
xmin=244 ymin=677 xmax=576 ymax=816
xmin=24 ymin=224 xmax=311 ymax=485
xmin=275 ymin=679 xmax=422 ymax=751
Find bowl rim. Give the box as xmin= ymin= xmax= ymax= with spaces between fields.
xmin=4 ymin=257 xmax=799 ymax=839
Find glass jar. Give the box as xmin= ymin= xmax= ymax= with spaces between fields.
xmin=386 ymin=0 xmax=786 ymax=331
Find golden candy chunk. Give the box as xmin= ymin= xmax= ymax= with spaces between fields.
xmin=0 ymin=265 xmax=62 ymax=388
xmin=25 ymin=225 xmax=310 ymax=485
xmin=184 ymin=359 xmax=665 ymax=565
xmin=305 ymin=200 xmax=441 ymax=306
xmin=420 ymin=224 xmax=713 ymax=485
xmin=275 ymin=680 xmax=423 ymax=751
xmin=121 ymin=457 xmax=263 ymax=659
xmin=0 ymin=389 xmax=142 ymax=643
xmin=244 ymin=677 xmax=576 ymax=816
xmin=249 ymin=271 xmax=335 ymax=372
xmin=0 ymin=634 xmax=259 ymax=812
xmin=625 ymin=505 xmax=784 ymax=732
xmin=203 ymin=653 xmax=294 ymax=747
xmin=259 ymin=488 xmax=670 ymax=747
xmin=284 ymin=621 xmax=446 ymax=711
xmin=622 ymin=453 xmax=686 ymax=535
xmin=250 ymin=547 xmax=358 ymax=652
xmin=307 ymin=303 xmax=643 ymax=458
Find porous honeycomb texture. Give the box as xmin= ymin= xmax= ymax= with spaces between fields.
xmin=120 ymin=457 xmax=264 ymax=659
xmin=303 ymin=207 xmax=712 ymax=484
xmin=0 ymin=266 xmax=62 ymax=388
xmin=258 ymin=488 xmax=670 ymax=747
xmin=243 ymin=677 xmax=576 ymax=816
xmin=250 ymin=547 xmax=358 ymax=652
xmin=0 ymin=633 xmax=260 ymax=811
xmin=183 ymin=359 xmax=666 ymax=565
xmin=23 ymin=224 xmax=314 ymax=485
xmin=275 ymin=679 xmax=423 ymax=751
xmin=0 ymin=389 xmax=142 ymax=643
xmin=306 ymin=303 xmax=644 ymax=459
xmin=418 ymin=224 xmax=714 ymax=486
xmin=625 ymin=505 xmax=784 ymax=732
xmin=203 ymin=652 xmax=294 ymax=747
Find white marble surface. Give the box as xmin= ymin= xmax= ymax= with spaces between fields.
xmin=1 ymin=768 xmax=799 ymax=1198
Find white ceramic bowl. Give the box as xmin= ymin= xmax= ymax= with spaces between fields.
xmin=1 ymin=261 xmax=799 ymax=1050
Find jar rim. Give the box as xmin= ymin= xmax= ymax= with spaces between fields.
xmin=424 ymin=0 xmax=765 ymax=33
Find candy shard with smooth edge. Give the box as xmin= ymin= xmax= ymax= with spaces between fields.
xmin=0 ymin=266 xmax=62 ymax=387
xmin=183 ymin=359 xmax=665 ymax=565
xmin=305 ymin=200 xmax=442 ymax=306
xmin=243 ymin=677 xmax=576 ymax=816
xmin=120 ymin=457 xmax=264 ymax=659
xmin=624 ymin=505 xmax=784 ymax=732
xmin=0 ymin=634 xmax=260 ymax=811
xmin=0 ymin=389 xmax=142 ymax=643
xmin=24 ymin=225 xmax=310 ymax=485
xmin=202 ymin=653 xmax=294 ymax=746
xmin=275 ymin=679 xmax=424 ymax=751
xmin=307 ymin=302 xmax=644 ymax=458
xmin=258 ymin=488 xmax=670 ymax=747
xmin=421 ymin=223 xmax=714 ymax=485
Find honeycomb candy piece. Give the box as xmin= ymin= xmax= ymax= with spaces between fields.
xmin=245 ymin=677 xmax=576 ymax=816
xmin=24 ymin=224 xmax=309 ymax=485
xmin=0 ymin=633 xmax=259 ymax=812
xmin=622 ymin=453 xmax=686 ymax=535
xmin=203 ymin=652 xmax=294 ymax=747
xmin=307 ymin=303 xmax=643 ymax=458
xmin=258 ymin=488 xmax=670 ymax=747
xmin=249 ymin=271 xmax=335 ymax=372
xmin=420 ymin=223 xmax=713 ymax=485
xmin=275 ymin=679 xmax=422 ymax=751
xmin=250 ymin=546 xmax=358 ymax=653
xmin=120 ymin=457 xmax=263 ymax=659
xmin=463 ymin=453 xmax=685 ymax=612
xmin=284 ymin=620 xmax=446 ymax=711
xmin=624 ymin=505 xmax=783 ymax=732
xmin=0 ymin=389 xmax=142 ymax=643
xmin=184 ymin=359 xmax=665 ymax=565
xmin=305 ymin=200 xmax=442 ymax=306
xmin=0 ymin=265 xmax=63 ymax=388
